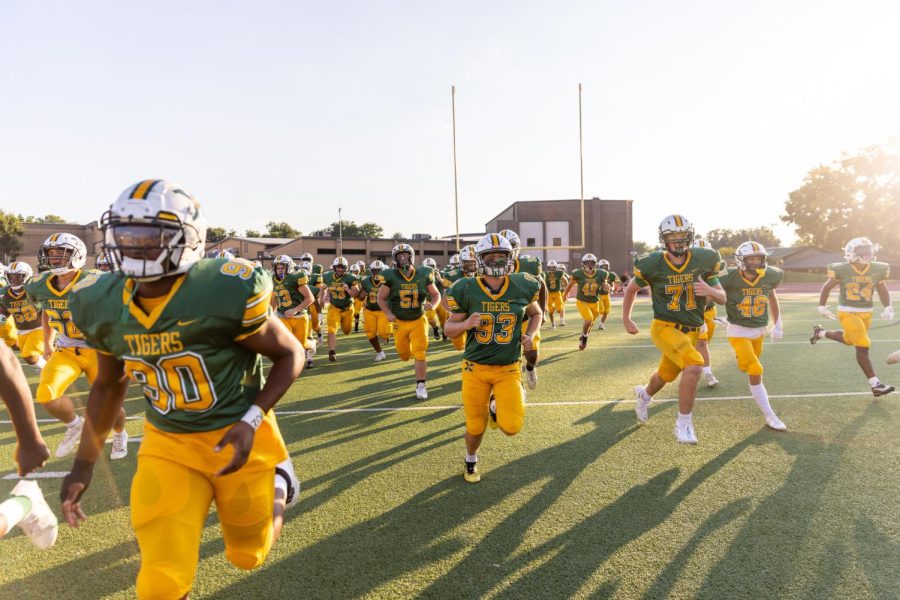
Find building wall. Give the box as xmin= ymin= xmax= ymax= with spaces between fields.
xmin=263 ymin=237 xmax=461 ymax=268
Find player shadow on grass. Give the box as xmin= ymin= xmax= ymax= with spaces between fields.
xmin=694 ymin=402 xmax=889 ymax=599
xmin=205 ymin=403 xmax=649 ymax=599
xmin=854 ymin=515 xmax=900 ymax=600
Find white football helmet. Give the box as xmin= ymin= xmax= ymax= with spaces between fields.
xmin=392 ymin=243 xmax=415 ymax=268
xmin=498 ymin=229 xmax=521 ymax=259
xmin=559 ymin=264 xmax=567 ymax=272
xmin=448 ymin=253 xmax=460 ymax=268
xmin=5 ymin=261 xmax=34 ymax=290
xmin=844 ymin=237 xmax=876 ymax=264
xmin=273 ymin=254 xmax=295 ymax=277
xmin=598 ymin=259 xmax=610 ymax=270
xmin=38 ymin=233 xmax=87 ymax=275
xmin=332 ymin=256 xmax=349 ymax=273
xmin=459 ymin=244 xmax=478 ymax=276
xmin=215 ymin=250 xmax=235 ymax=260
xmin=349 ymin=263 xmax=361 ymax=275
xmin=582 ymin=253 xmax=598 ymax=271
xmin=658 ymin=215 xmax=694 ymax=256
xmin=547 ymin=259 xmax=558 ymax=271
xmin=369 ymin=259 xmax=387 ymax=275
xmin=101 ymin=180 xmax=207 ymax=281
xmin=95 ymin=252 xmax=114 ymax=272
xmin=475 ymin=233 xmax=513 ymax=277
xmin=735 ymin=241 xmax=768 ymax=274
xmin=422 ymin=257 xmax=438 ymax=269
xmin=692 ymin=239 xmax=711 ymax=249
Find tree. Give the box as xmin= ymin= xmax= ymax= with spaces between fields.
xmin=357 ymin=222 xmax=384 ymax=238
xmin=265 ymin=221 xmax=301 ymax=238
xmin=21 ymin=214 xmax=67 ymax=224
xmin=783 ymin=142 xmax=899 ymax=250
xmin=632 ymin=240 xmax=654 ymax=255
xmin=244 ymin=229 xmax=262 ymax=238
xmin=0 ymin=211 xmax=23 ymax=262
xmin=311 ymin=220 xmax=385 ymax=238
xmin=703 ymin=227 xmax=781 ymax=249
xmin=207 ymin=226 xmax=236 ymax=243
xmin=391 ymin=232 xmax=406 ymax=240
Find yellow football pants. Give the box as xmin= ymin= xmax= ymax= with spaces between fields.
xmin=16 ymin=329 xmax=45 ymax=359
xmin=728 ymin=336 xmax=765 ymax=376
xmin=520 ymin=320 xmax=541 ymax=351
xmin=393 ymin=316 xmax=429 ymax=361
xmin=353 ymin=298 xmax=364 ymax=316
xmin=364 ymin=308 xmax=392 ymax=340
xmin=838 ymin=311 xmax=872 ymax=348
xmin=650 ymin=319 xmax=704 ymax=383
xmin=597 ymin=295 xmax=611 ymax=316
xmin=461 ymin=360 xmax=525 ymax=436
xmin=426 ymin=304 xmax=449 ymax=327
xmin=327 ymin=305 xmax=355 ymax=335
xmin=36 ymin=346 xmax=98 ymax=404
xmin=451 ymin=331 xmax=466 ymax=351
xmin=698 ymin=305 xmax=718 ymax=341
xmin=309 ymin=303 xmax=321 ymax=333
xmin=0 ymin=318 xmax=16 ymax=347
xmin=547 ymin=292 xmax=565 ymax=315
xmin=280 ymin=314 xmax=311 ymax=349
xmin=577 ymin=299 xmax=600 ymax=323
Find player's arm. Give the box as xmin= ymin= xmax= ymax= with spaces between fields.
xmin=817 ymin=278 xmax=839 ymax=319
xmin=563 ymin=277 xmax=576 ymax=297
xmin=0 ymin=344 xmax=49 ymax=476
xmin=61 ymin=352 xmax=129 ymax=526
xmin=41 ymin=311 xmax=54 ymax=359
xmin=694 ymin=278 xmax=725 ymax=305
xmin=444 ymin=310 xmax=480 ymax=339
xmin=285 ymin=284 xmax=315 ymax=318
xmin=214 ymin=318 xmax=305 ymax=476
xmin=876 ymin=281 xmax=894 ymax=319
xmin=377 ymin=283 xmax=395 ymax=320
xmin=425 ymin=282 xmax=440 ymax=311
xmin=622 ymin=279 xmax=642 ymax=335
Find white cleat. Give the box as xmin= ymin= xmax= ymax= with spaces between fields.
xmin=416 ymin=382 xmax=428 ymax=400
xmin=523 ymin=365 xmax=538 ymax=390
xmin=55 ymin=418 xmax=83 ymax=458
xmin=10 ymin=480 xmax=58 ymax=550
xmin=597 ymin=322 xmax=606 ymax=330
xmin=634 ymin=386 xmax=650 ymax=423
xmin=887 ymin=349 xmax=900 ymax=365
xmin=705 ymin=373 xmax=719 ymax=388
xmin=551 ymin=323 xmax=556 ymax=330
xmin=674 ymin=420 xmax=698 ymax=444
xmin=559 ymin=319 xmax=566 ymax=327
xmin=374 ymin=351 xmax=386 ymax=362
xmin=765 ymin=415 xmax=787 ymax=431
xmin=110 ymin=430 xmax=129 ymax=460
xmin=275 ymin=457 xmax=301 ymax=510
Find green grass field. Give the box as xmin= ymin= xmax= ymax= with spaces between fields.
xmin=1 ymin=293 xmax=899 ymax=599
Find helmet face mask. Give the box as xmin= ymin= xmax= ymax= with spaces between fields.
xmin=423 ymin=258 xmax=437 ymax=269
xmin=475 ymin=234 xmax=513 ymax=277
xmin=658 ymin=215 xmax=694 ymax=257
xmin=96 ymin=253 xmax=114 ymax=272
xmin=547 ymin=260 xmax=558 ymax=272
xmin=273 ymin=255 xmax=294 ymax=278
xmin=5 ymin=262 xmax=33 ymax=290
xmin=333 ymin=256 xmax=348 ymax=275
xmin=392 ymin=244 xmax=415 ymax=269
xmin=449 ymin=254 xmax=460 ymax=268
xmin=582 ymin=253 xmax=598 ymax=272
xmin=369 ymin=259 xmax=386 ymax=277
xmin=735 ymin=241 xmax=768 ymax=275
xmin=459 ymin=245 xmax=478 ymax=276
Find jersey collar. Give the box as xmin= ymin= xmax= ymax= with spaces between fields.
xmin=851 ymin=263 xmax=871 ymax=276
xmin=663 ymin=250 xmax=692 ymax=274
xmin=739 ymin=271 xmax=763 ymax=287
xmin=476 ymin=276 xmax=510 ymax=300
xmin=124 ymin=275 xmax=187 ymax=329
xmin=399 ymin=267 xmax=417 ymax=282
xmin=46 ymin=270 xmax=83 ymax=297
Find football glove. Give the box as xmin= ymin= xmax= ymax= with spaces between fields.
xmin=817 ymin=305 xmax=836 ymax=320
xmin=882 ymin=306 xmax=895 ymax=320
xmin=770 ymin=319 xmax=783 ymax=341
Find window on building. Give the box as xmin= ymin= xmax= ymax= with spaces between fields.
xmin=344 ymin=249 xmax=366 ymax=255
xmin=553 ymin=237 xmax=562 ymax=246
xmin=317 ymin=248 xmax=336 ymax=255
xmin=423 ymin=249 xmax=445 ymax=256
xmin=526 ymin=237 xmax=536 ymax=247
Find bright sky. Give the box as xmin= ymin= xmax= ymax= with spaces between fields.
xmin=2 ymin=1 xmax=899 ymax=246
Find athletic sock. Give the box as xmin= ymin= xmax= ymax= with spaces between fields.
xmin=31 ymin=357 xmax=46 ymax=373
xmin=817 ymin=329 xmax=827 ymax=339
xmin=639 ymin=388 xmax=653 ymax=403
xmin=65 ymin=416 xmax=81 ymax=429
xmin=676 ymin=412 xmax=692 ymax=425
xmin=869 ymin=377 xmax=881 ymax=388
xmin=0 ymin=495 xmax=32 ymax=530
xmin=702 ymin=366 xmax=712 ymax=376
xmin=465 ymin=453 xmax=477 ymax=463
xmin=750 ymin=383 xmax=775 ymax=418
xmin=416 ymin=380 xmax=426 ymax=386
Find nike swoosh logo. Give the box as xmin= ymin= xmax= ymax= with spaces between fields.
xmin=177 ymin=319 xmax=199 ymax=326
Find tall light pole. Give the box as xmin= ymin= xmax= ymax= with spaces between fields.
xmin=338 ymin=207 xmax=343 ymax=257
xmin=451 ymin=85 xmax=461 ymax=253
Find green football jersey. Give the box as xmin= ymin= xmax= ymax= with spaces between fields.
xmin=0 ymin=286 xmax=42 ymax=331
xmin=322 ymin=271 xmax=359 ymax=309
xmin=826 ymin=261 xmax=890 ymax=310
xmin=25 ymin=269 xmax=95 ymax=348
xmin=312 ymin=263 xmax=324 ymax=275
xmin=447 ymin=274 xmax=541 ymax=365
xmin=359 ymin=275 xmax=385 ymax=311
xmin=272 ymin=271 xmax=310 ymax=317
xmin=70 ymin=258 xmax=275 ymax=434
xmin=307 ymin=272 xmax=323 ymax=298
xmin=514 ymin=256 xmax=543 ymax=278
xmin=380 ymin=266 xmax=436 ymax=320
xmin=720 ymin=266 xmax=784 ymax=328
xmin=545 ymin=270 xmax=566 ymax=293
xmin=442 ymin=268 xmax=468 ymax=288
xmin=598 ymin=271 xmax=618 ymax=296
xmin=632 ymin=248 xmax=722 ymax=327
xmin=570 ymin=268 xmax=610 ymax=302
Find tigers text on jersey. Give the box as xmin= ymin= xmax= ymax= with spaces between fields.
xmin=826 ymin=262 xmax=890 ymax=311
xmin=272 ymin=271 xmax=309 ymax=317
xmin=632 ymin=248 xmax=722 ymax=327
xmin=570 ymin=268 xmax=610 ymax=303
xmin=380 ymin=266 xmax=436 ymax=320
xmin=70 ymin=258 xmax=274 ymax=434
xmin=360 ymin=275 xmax=385 ymax=311
xmin=25 ymin=269 xmax=94 ymax=348
xmin=0 ymin=286 xmax=42 ymax=331
xmin=447 ymin=273 xmax=540 ymax=366
xmin=719 ymin=266 xmax=784 ymax=328
xmin=322 ymin=271 xmax=359 ymax=309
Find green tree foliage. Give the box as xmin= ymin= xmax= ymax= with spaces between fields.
xmin=265 ymin=222 xmax=301 ymax=238
xmin=783 ymin=142 xmax=899 ymax=250
xmin=244 ymin=229 xmax=262 ymax=238
xmin=703 ymin=227 xmax=781 ymax=250
xmin=0 ymin=211 xmax=24 ymax=262
xmin=632 ymin=240 xmax=653 ymax=255
xmin=22 ymin=214 xmax=67 ymax=224
xmin=207 ymin=226 xmax=236 ymax=243
xmin=312 ymin=220 xmax=385 ymax=238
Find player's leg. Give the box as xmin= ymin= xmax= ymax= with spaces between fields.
xmin=132 ymin=455 xmax=214 ymax=600
xmin=0 ymin=480 xmax=57 ymax=549
xmin=597 ymin=295 xmax=611 ymax=329
xmin=19 ymin=330 xmax=47 ymax=374
xmin=845 ymin=312 xmax=892 ymax=394
xmin=521 ymin=320 xmax=539 ymax=390
xmin=461 ymin=361 xmax=493 ymax=482
xmin=494 ymin=364 xmax=526 ymax=436
xmin=364 ymin=309 xmax=385 ymax=361
xmin=215 ymin=467 xmax=280 ymax=571
xmin=437 ymin=304 xmax=449 ymax=341
xmin=35 ymin=348 xmax=84 ymax=457
xmin=577 ymin=300 xmax=595 ymax=350
xmin=426 ymin=306 xmax=441 ymax=340
xmin=341 ymin=307 xmax=354 ymax=336
xmin=411 ymin=317 xmax=430 ymax=399
xmin=353 ymin=299 xmax=362 ymax=332
xmin=699 ymin=312 xmax=719 ymax=386
xmin=394 ymin=320 xmax=412 ymax=362
xmin=559 ymin=293 xmax=567 ymax=326
xmin=547 ymin=293 xmax=557 ymax=328
xmin=378 ymin=311 xmax=393 ymax=346
xmin=326 ymin=305 xmax=341 ymax=361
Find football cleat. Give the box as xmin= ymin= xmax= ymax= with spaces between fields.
xmin=705 ymin=372 xmax=719 ymax=388
xmin=674 ymin=420 xmax=698 ymax=444
xmin=488 ymin=397 xmax=498 ymax=429
xmin=55 ymin=418 xmax=83 ymax=458
xmin=374 ymin=351 xmax=386 ymax=362
xmin=110 ymin=430 xmax=129 ymax=460
xmin=597 ymin=322 xmax=605 ymax=330
xmin=578 ymin=335 xmax=588 ymax=351
xmin=416 ymin=382 xmax=428 ymax=400
xmin=10 ymin=480 xmax=58 ymax=550
xmin=550 ymin=322 xmax=556 ymax=330
xmin=872 ymin=383 xmax=894 ymax=397
xmin=328 ymin=350 xmax=336 ymax=363
xmin=275 ymin=457 xmax=301 ymax=510
xmin=559 ymin=319 xmax=566 ymax=326
xmin=432 ymin=325 xmax=441 ymax=340
xmin=765 ymin=415 xmax=787 ymax=431
xmin=810 ymin=324 xmax=825 ymax=344
xmin=464 ymin=461 xmax=481 ymax=483
xmin=634 ymin=386 xmax=650 ymax=423
xmin=523 ymin=364 xmax=538 ymax=390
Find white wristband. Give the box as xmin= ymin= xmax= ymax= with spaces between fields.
xmin=241 ymin=405 xmax=264 ymax=430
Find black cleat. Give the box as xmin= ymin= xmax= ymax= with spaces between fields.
xmin=328 ymin=350 xmax=336 ymax=363
xmin=432 ymin=325 xmax=441 ymax=340
xmin=872 ymin=383 xmax=894 ymax=397
xmin=579 ymin=334 xmax=588 ymax=351
xmin=810 ymin=324 xmax=824 ymax=345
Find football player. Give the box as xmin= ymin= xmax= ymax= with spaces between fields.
xmin=272 ymin=255 xmax=316 ymax=369
xmin=622 ymin=215 xmax=725 ymax=444
xmin=811 ymin=237 xmax=894 ymax=396
xmin=563 ymin=253 xmax=609 ymax=350
xmin=444 ymin=233 xmax=541 ymax=483
xmin=349 ymin=263 xmax=364 ymax=332
xmin=545 ymin=260 xmax=566 ymax=330
xmin=558 ymin=264 xmax=570 ymax=325
xmin=320 ymin=256 xmax=360 ymax=362
xmin=422 ymin=257 xmax=447 ymax=340
xmin=441 ymin=245 xmax=477 ymax=351
xmin=0 ymin=342 xmax=57 ymax=549
xmin=215 ymin=249 xmax=236 ymax=260
xmin=691 ymin=239 xmax=726 ymax=387
xmin=720 ymin=242 xmax=787 ymax=430
xmin=0 ymin=262 xmax=16 ymax=349
xmin=377 ymin=243 xmax=441 ymax=400
xmin=95 ymin=253 xmax=114 ymax=272
xmin=1 ymin=262 xmax=46 ymax=373
xmin=596 ymin=259 xmax=618 ymax=330
xmin=499 ymin=229 xmax=544 ymax=390
xmin=60 ymin=180 xmax=303 ymax=600
xmin=25 ymin=233 xmax=128 ymax=459
xmin=301 ymin=254 xmax=324 ymax=343
xmin=356 ymin=260 xmax=392 ymax=361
